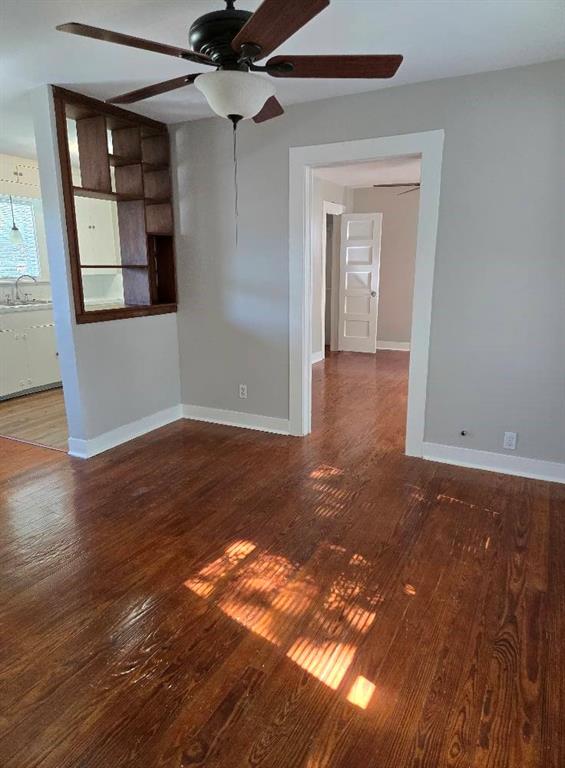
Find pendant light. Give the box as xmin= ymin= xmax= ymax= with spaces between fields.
xmin=8 ymin=195 xmax=24 ymax=247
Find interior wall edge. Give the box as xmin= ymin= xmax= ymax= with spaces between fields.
xmin=31 ymin=84 xmax=88 ymax=442
xmin=68 ymin=404 xmax=183 ymax=458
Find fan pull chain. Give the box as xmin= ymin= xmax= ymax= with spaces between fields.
xmin=233 ymin=120 xmax=239 ymax=246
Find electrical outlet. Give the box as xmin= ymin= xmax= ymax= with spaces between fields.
xmin=503 ymin=431 xmax=517 ymax=450
xmin=239 ymin=384 xmax=247 ymax=399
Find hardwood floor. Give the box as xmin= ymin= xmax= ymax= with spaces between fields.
xmin=0 ymin=351 xmax=563 ymax=767
xmin=0 ymin=388 xmax=68 ymax=452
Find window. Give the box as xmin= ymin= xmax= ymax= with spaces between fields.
xmin=0 ymin=195 xmax=41 ymax=280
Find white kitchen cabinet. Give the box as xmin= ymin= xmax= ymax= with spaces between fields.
xmin=74 ymin=195 xmax=120 ymax=273
xmin=0 ymin=331 xmax=31 ymax=397
xmin=0 ymin=309 xmax=54 ymax=332
xmin=0 ymin=154 xmax=40 ymax=188
xmin=26 ymin=325 xmax=60 ymax=387
xmin=15 ymin=162 xmax=41 ymax=188
xmin=0 ymin=155 xmax=20 ymax=185
xmin=0 ymin=312 xmax=61 ymax=399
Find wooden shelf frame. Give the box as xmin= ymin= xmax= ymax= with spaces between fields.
xmin=52 ymin=86 xmax=177 ymax=324
xmin=80 ymin=264 xmax=148 ymax=269
xmin=73 ymin=186 xmax=142 ymax=202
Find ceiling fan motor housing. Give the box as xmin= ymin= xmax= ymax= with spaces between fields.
xmin=189 ymin=7 xmax=253 ymax=69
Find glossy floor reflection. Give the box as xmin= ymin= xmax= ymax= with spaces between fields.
xmin=0 ymin=351 xmax=562 ymax=768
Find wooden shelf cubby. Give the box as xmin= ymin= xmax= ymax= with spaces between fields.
xmin=53 ymin=86 xmax=177 ymax=323
xmin=145 ymin=203 xmax=173 ymax=236
xmin=141 ymin=133 xmax=170 ymax=167
xmin=143 ymin=168 xmax=170 ymax=202
xmin=111 ymin=125 xmax=142 ymax=164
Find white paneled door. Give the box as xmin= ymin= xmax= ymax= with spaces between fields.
xmin=338 ymin=213 xmax=382 ymax=353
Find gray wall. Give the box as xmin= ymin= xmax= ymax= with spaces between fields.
xmin=172 ymin=60 xmax=565 ymax=463
xmin=353 ymin=185 xmax=420 ymax=344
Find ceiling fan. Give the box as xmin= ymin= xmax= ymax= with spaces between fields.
xmin=56 ymin=0 xmax=403 ymax=126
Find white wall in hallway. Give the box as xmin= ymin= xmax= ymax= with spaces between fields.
xmin=173 ymin=59 xmax=565 ymax=463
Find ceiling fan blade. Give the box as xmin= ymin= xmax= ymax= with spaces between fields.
xmin=253 ymin=95 xmax=284 ymax=124
xmin=267 ymin=54 xmax=403 ymax=79
xmin=231 ymin=0 xmax=330 ymax=60
xmin=107 ymin=74 xmax=201 ymax=105
xmin=56 ymin=23 xmax=213 ymax=66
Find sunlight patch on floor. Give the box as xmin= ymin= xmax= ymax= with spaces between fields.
xmin=287 ymin=638 xmax=357 ymax=690
xmin=184 ymin=539 xmax=256 ymax=598
xmin=183 ymin=464 xmax=384 ymax=708
xmin=346 ymin=675 xmax=376 ymax=709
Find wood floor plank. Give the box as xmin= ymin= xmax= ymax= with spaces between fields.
xmin=0 ymin=351 xmax=562 ymax=768
xmin=0 ymin=388 xmax=68 ymax=451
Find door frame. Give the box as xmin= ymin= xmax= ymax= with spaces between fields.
xmin=289 ymin=130 xmax=444 ymax=456
xmin=319 ymin=200 xmax=346 ymax=357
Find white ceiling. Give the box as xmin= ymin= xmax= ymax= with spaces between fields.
xmin=315 ymin=156 xmax=421 ymax=187
xmin=1 ymin=0 xmax=564 ymax=158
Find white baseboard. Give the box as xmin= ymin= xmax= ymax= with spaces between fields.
xmin=423 ymin=441 xmax=565 ymax=484
xmin=68 ymin=405 xmax=183 ymax=459
xmin=311 ymin=351 xmax=325 ymax=364
xmin=182 ymin=404 xmax=290 ymax=435
xmin=377 ymin=341 xmax=410 ymax=351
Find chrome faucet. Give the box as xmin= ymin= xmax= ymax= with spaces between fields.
xmin=15 ymin=274 xmax=37 ymax=303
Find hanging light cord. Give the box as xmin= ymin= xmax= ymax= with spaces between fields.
xmin=232 ymin=121 xmax=239 ymax=246
xmin=9 ymin=195 xmax=16 ymax=226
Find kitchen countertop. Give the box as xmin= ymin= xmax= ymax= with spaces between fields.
xmin=0 ymin=302 xmax=53 ymax=314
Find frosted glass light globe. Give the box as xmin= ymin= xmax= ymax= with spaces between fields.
xmin=196 ymin=70 xmax=275 ymax=121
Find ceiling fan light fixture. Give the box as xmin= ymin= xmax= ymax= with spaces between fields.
xmin=195 ymin=70 xmax=275 ymax=121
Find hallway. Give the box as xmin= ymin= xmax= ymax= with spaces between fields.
xmin=0 ymin=352 xmax=562 ymax=768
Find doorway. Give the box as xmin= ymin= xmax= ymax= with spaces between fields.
xmin=312 ymin=200 xmax=346 ymax=363
xmin=289 ymin=130 xmax=444 ymax=455
xmin=0 ymin=157 xmax=69 ymax=452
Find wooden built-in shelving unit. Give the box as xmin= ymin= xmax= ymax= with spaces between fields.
xmin=52 ymin=86 xmax=177 ymax=323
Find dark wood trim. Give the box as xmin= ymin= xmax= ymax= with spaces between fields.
xmin=51 ymin=86 xmax=166 ymax=132
xmin=79 ymin=264 xmax=147 ymax=269
xmin=73 ymin=186 xmax=143 ymax=202
xmin=75 ymin=303 xmax=177 ymax=324
xmin=53 ymin=89 xmax=85 ymax=316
